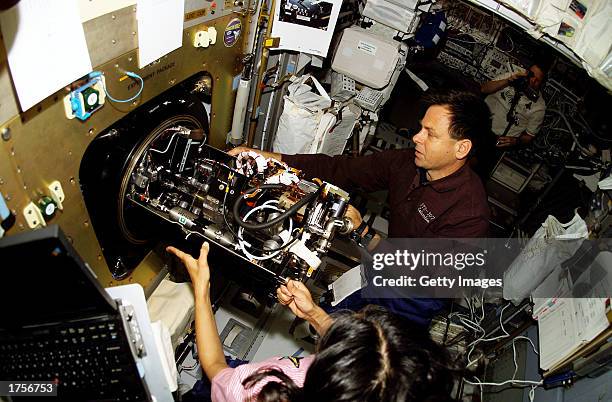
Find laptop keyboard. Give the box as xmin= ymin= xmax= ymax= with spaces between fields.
xmin=0 ymin=316 xmax=149 ymax=401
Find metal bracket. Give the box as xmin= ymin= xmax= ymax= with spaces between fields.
xmin=23 ymin=201 xmax=45 ymax=229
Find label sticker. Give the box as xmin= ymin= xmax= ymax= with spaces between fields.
xmin=45 ymin=203 xmax=56 ymax=216
xmin=224 ymin=18 xmax=242 ymax=47
xmin=86 ymin=92 xmax=98 ymax=106
xmin=357 ymin=40 xmax=377 ymax=56
xmin=184 ymin=8 xmax=207 ymax=22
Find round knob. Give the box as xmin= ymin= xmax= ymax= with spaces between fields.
xmin=37 ymin=196 xmax=57 ymax=220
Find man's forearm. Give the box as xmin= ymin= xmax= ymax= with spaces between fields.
xmin=263 ymin=150 xmax=283 ymax=161
xmin=481 ymin=78 xmax=511 ymax=95
xmin=194 ymin=290 xmax=228 ymax=381
xmin=518 ymin=132 xmax=534 ymax=146
xmin=281 ymin=153 xmax=338 ymax=184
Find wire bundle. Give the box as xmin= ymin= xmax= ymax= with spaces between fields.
xmin=450 ymin=295 xmax=543 ymax=401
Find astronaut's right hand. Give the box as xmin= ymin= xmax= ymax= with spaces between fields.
xmin=509 ymin=69 xmax=528 ymax=82
xmin=227 ymin=146 xmax=282 ymax=161
xmin=277 ymin=279 xmax=332 ymax=335
xmin=277 ymin=279 xmax=317 ymax=320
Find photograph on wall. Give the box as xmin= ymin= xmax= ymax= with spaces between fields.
xmin=271 ymin=0 xmax=341 ymax=56
xmin=278 ymin=0 xmax=334 ymax=30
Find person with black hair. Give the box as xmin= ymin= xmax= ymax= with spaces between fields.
xmin=481 ymin=64 xmax=547 ymax=148
xmin=167 ymin=241 xmax=460 ymax=402
xmin=228 ymin=89 xmax=491 ymax=326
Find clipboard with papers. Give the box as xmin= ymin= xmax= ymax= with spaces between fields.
xmin=532 ymin=251 xmax=612 ymax=375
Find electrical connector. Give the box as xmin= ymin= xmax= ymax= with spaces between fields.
xmin=63 ymin=75 xmax=106 ymax=121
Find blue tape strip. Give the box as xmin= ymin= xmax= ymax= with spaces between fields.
xmin=0 ymin=192 xmax=10 ymax=220
xmin=232 ymin=74 xmax=241 ymax=91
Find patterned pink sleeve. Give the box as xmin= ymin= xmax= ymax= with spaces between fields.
xmin=211 ymin=355 xmax=314 ymax=402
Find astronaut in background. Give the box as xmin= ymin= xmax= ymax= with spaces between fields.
xmin=481 ymin=63 xmax=547 ymax=148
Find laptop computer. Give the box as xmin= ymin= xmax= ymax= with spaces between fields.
xmin=0 ymin=225 xmax=152 ymax=401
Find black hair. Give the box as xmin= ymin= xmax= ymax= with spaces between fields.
xmin=530 ymin=56 xmax=552 ymax=75
xmin=243 ymin=305 xmax=459 ymax=402
xmin=243 ymin=369 xmax=301 ymax=402
xmin=421 ymin=89 xmax=492 ymax=157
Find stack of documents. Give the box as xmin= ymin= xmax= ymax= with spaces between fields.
xmin=533 ymin=252 xmax=611 ymax=372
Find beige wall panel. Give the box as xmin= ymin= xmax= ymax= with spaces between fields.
xmin=0 ymin=13 xmax=247 ymax=293
xmin=83 ymin=6 xmax=138 ymax=68
xmin=78 ymin=0 xmax=136 ymax=22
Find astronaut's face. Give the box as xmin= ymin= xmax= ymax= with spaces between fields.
xmin=413 ymin=105 xmax=471 ymax=180
xmin=529 ymin=65 xmax=545 ymax=90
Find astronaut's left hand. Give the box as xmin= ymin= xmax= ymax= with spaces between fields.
xmin=167 ymin=242 xmax=211 ymax=297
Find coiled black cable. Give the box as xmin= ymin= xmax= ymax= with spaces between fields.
xmin=232 ymin=183 xmax=318 ymax=230
xmin=222 ymin=188 xmax=298 ymax=253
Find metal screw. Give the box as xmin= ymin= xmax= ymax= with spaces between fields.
xmin=1 ymin=127 xmax=10 ymax=141
xmin=112 ymin=39 xmax=117 ymax=44
xmin=111 ymin=14 xmax=116 ymax=20
xmin=0 ymin=178 xmax=3 ymax=185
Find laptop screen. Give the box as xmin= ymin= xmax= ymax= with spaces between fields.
xmin=0 ymin=225 xmax=118 ymax=329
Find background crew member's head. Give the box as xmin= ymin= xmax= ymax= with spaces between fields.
xmin=527 ymin=64 xmax=546 ymax=91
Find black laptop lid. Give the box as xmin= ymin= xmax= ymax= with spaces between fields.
xmin=0 ymin=225 xmax=118 ymax=329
